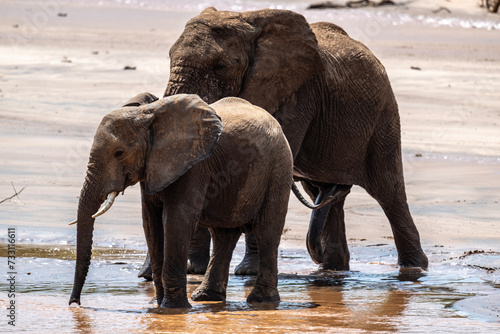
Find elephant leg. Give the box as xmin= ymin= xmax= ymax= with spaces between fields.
xmin=191 ymin=227 xmax=241 ymax=301
xmin=160 ymin=203 xmax=195 ymax=309
xmin=234 ymin=232 xmax=259 ymax=275
xmin=370 ymin=190 xmax=428 ymax=269
xmin=364 ymin=124 xmax=428 ymax=270
xmin=139 ymin=226 xmax=210 ymax=280
xmin=247 ymin=226 xmax=281 ymax=303
xmin=187 ymin=226 xmax=211 ymax=275
xmin=246 ymin=194 xmax=287 ymax=303
xmin=140 ymin=186 xmax=164 ymax=305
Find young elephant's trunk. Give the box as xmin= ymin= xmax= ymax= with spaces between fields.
xmin=69 ymin=173 xmax=103 ymax=305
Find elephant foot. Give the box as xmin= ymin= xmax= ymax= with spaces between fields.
xmin=398 ymin=249 xmax=429 ymax=270
xmin=234 ymin=255 xmax=258 ymax=275
xmin=191 ymin=288 xmax=226 ymax=302
xmin=187 ymin=258 xmax=209 ymax=275
xmin=317 ymin=248 xmax=351 ymax=272
xmin=138 ymin=264 xmax=153 ymax=281
xmin=160 ymin=298 xmax=192 ymax=309
xmin=246 ymin=288 xmax=280 ymax=304
xmin=397 ymin=267 xmax=426 ymax=282
xmin=155 ymin=291 xmax=165 ymax=306
xmin=138 ymin=254 xmax=153 ymax=281
xmin=318 ymin=257 xmax=350 ymax=272
xmin=318 ymin=261 xmax=350 ymax=272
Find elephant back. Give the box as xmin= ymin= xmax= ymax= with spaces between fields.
xmin=210 ymin=97 xmax=289 ymax=151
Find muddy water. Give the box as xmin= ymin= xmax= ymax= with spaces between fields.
xmin=1 ymin=243 xmax=499 ymax=333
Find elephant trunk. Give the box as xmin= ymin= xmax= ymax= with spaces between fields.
xmin=69 ymin=170 xmax=104 ymax=305
xmin=164 ymin=69 xmax=213 ymax=102
xmin=306 ymin=185 xmax=352 ymax=266
xmin=306 ymin=187 xmax=338 ymax=264
xmin=164 ymin=70 xmax=195 ymax=97
xmin=306 ymin=204 xmax=329 ymax=264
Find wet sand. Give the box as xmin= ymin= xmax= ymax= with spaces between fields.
xmin=1 ymin=0 xmax=500 ymax=332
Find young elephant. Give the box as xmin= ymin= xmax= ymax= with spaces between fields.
xmin=69 ymin=93 xmax=293 ymax=308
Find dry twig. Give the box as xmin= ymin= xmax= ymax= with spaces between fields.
xmin=432 ymin=6 xmax=452 ymax=14
xmin=308 ymin=0 xmax=396 ymax=9
xmin=0 ymin=182 xmax=26 ymax=204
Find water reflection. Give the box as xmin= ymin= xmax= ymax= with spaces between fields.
xmin=140 ymin=271 xmax=414 ymax=333
xmin=70 ymin=306 xmax=94 ymax=334
xmin=277 ymin=271 xmax=413 ymax=333
xmin=305 ymin=287 xmax=412 ymax=332
xmin=3 ymin=245 xmax=500 ymax=333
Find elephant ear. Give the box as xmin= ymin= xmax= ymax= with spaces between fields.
xmin=122 ymin=92 xmax=159 ymax=107
xmin=240 ymin=9 xmax=324 ymax=113
xmin=144 ymin=94 xmax=223 ymax=194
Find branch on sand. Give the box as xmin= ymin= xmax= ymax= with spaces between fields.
xmin=308 ymin=0 xmax=396 ymax=9
xmin=432 ymin=6 xmax=452 ymax=14
xmin=0 ymin=182 xmax=27 ymax=204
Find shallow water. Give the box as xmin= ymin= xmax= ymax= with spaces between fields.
xmin=97 ymin=0 xmax=500 ymax=31
xmin=15 ymin=0 xmax=500 ymax=31
xmin=1 ymin=243 xmax=499 ymax=333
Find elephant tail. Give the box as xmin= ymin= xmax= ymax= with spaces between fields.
xmin=291 ymin=183 xmax=338 ymax=210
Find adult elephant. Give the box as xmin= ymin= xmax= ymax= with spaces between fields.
xmin=159 ymin=7 xmax=428 ymax=274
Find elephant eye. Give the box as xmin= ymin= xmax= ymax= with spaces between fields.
xmin=114 ymin=149 xmax=124 ymax=159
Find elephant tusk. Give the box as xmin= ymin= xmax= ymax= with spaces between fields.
xmin=91 ymin=191 xmax=118 ymax=219
xmin=68 ymin=191 xmax=118 ymax=225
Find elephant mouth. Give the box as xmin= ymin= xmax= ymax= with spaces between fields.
xmin=94 ymin=176 xmax=135 ymax=219
xmin=69 ymin=171 xmax=140 ymax=226
xmin=123 ymin=170 xmax=141 ymax=189
xmin=93 ymin=173 xmax=137 ymax=219
xmin=126 ymin=172 xmax=143 ymax=188
xmin=93 ymin=173 xmax=139 ymax=219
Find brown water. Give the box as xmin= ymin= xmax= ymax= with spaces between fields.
xmin=1 ymin=243 xmax=499 ymax=333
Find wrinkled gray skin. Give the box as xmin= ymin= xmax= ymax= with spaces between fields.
xmin=156 ymin=7 xmax=429 ymax=275
xmin=69 ymin=93 xmax=292 ymax=308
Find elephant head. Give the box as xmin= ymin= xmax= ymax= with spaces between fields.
xmin=164 ymin=7 xmax=324 ymax=113
xmin=69 ymin=93 xmax=222 ymax=305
